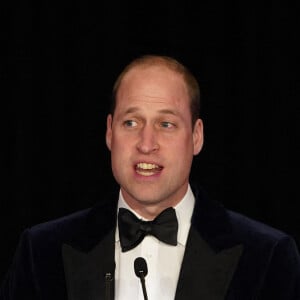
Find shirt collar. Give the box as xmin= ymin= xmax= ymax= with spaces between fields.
xmin=115 ymin=184 xmax=195 ymax=246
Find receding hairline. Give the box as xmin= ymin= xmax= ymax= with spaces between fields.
xmin=113 ymin=55 xmax=190 ymax=93
xmin=111 ymin=55 xmax=201 ymax=125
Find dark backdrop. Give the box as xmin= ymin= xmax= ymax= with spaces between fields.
xmin=1 ymin=1 xmax=299 ymax=282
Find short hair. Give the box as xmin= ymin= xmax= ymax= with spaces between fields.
xmin=110 ymin=55 xmax=200 ymax=126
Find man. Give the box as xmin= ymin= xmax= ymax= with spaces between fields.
xmin=1 ymin=55 xmax=300 ymax=299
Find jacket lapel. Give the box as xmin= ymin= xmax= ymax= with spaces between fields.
xmin=62 ymin=232 xmax=115 ymax=300
xmin=175 ymin=228 xmax=243 ymax=300
xmin=175 ymin=185 xmax=244 ymax=300
xmin=61 ymin=191 xmax=118 ymax=300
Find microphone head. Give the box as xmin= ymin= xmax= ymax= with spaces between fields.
xmin=134 ymin=257 xmax=148 ymax=278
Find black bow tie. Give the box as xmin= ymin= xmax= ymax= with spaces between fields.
xmin=118 ymin=207 xmax=178 ymax=252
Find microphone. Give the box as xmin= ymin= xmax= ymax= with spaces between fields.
xmin=134 ymin=257 xmax=148 ymax=300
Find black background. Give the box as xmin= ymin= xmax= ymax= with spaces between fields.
xmin=1 ymin=1 xmax=299 ymax=282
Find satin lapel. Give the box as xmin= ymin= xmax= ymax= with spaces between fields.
xmin=62 ymin=230 xmax=115 ymax=300
xmin=175 ymin=227 xmax=243 ymax=300
xmin=174 ymin=184 xmax=244 ymax=300
xmin=61 ymin=191 xmax=118 ymax=300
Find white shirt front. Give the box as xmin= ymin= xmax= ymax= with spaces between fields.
xmin=114 ymin=185 xmax=195 ymax=300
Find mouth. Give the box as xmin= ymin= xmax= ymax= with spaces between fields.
xmin=135 ymin=162 xmax=163 ymax=177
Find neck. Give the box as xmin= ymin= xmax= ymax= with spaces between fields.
xmin=129 ymin=204 xmax=173 ymax=220
xmin=120 ymin=185 xmax=189 ymax=220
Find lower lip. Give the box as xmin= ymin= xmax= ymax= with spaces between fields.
xmin=134 ymin=167 xmax=163 ymax=179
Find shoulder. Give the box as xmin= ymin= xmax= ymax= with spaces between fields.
xmin=22 ymin=194 xmax=118 ymax=252
xmin=226 ymin=209 xmax=300 ymax=271
xmin=15 ymin=208 xmax=93 ymax=253
xmin=227 ymin=210 xmax=300 ymax=297
xmin=192 ymin=183 xmax=296 ymax=247
xmin=227 ymin=209 xmax=289 ymax=245
xmin=191 ymin=184 xmax=299 ymax=256
xmin=27 ymin=208 xmax=91 ymax=240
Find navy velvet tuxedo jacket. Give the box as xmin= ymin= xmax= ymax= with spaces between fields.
xmin=1 ymin=185 xmax=300 ymax=300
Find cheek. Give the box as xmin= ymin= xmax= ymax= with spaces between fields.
xmin=173 ymin=139 xmax=194 ymax=166
xmin=171 ymin=134 xmax=194 ymax=153
xmin=111 ymin=132 xmax=128 ymax=148
xmin=110 ymin=135 xmax=132 ymax=162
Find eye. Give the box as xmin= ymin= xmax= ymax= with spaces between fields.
xmin=124 ymin=120 xmax=138 ymax=127
xmin=160 ymin=121 xmax=175 ymax=129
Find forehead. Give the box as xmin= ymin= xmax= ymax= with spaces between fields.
xmin=115 ymin=65 xmax=190 ymax=111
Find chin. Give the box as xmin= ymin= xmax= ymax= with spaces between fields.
xmin=124 ymin=190 xmax=163 ymax=206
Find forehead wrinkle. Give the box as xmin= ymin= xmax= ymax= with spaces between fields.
xmin=122 ymin=105 xmax=180 ymax=116
xmin=129 ymin=94 xmax=167 ymax=103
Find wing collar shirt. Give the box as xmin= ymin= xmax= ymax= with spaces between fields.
xmin=114 ymin=184 xmax=195 ymax=300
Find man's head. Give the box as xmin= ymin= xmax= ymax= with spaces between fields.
xmin=106 ymin=55 xmax=204 ymax=219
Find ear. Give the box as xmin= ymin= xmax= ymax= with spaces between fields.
xmin=106 ymin=114 xmax=113 ymax=151
xmin=192 ymin=118 xmax=204 ymax=155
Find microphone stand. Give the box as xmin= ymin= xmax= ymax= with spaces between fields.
xmin=138 ymin=270 xmax=148 ymax=300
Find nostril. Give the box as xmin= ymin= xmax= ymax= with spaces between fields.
xmin=136 ymin=142 xmax=159 ymax=154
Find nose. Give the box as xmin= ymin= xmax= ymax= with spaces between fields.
xmin=136 ymin=125 xmax=159 ymax=154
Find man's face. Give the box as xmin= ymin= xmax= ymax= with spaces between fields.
xmin=106 ymin=65 xmax=203 ymax=217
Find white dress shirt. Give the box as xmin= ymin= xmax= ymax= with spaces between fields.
xmin=114 ymin=185 xmax=195 ymax=300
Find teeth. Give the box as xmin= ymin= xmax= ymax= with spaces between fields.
xmin=137 ymin=170 xmax=156 ymax=176
xmin=135 ymin=163 xmax=162 ymax=176
xmin=137 ymin=163 xmax=159 ymax=170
